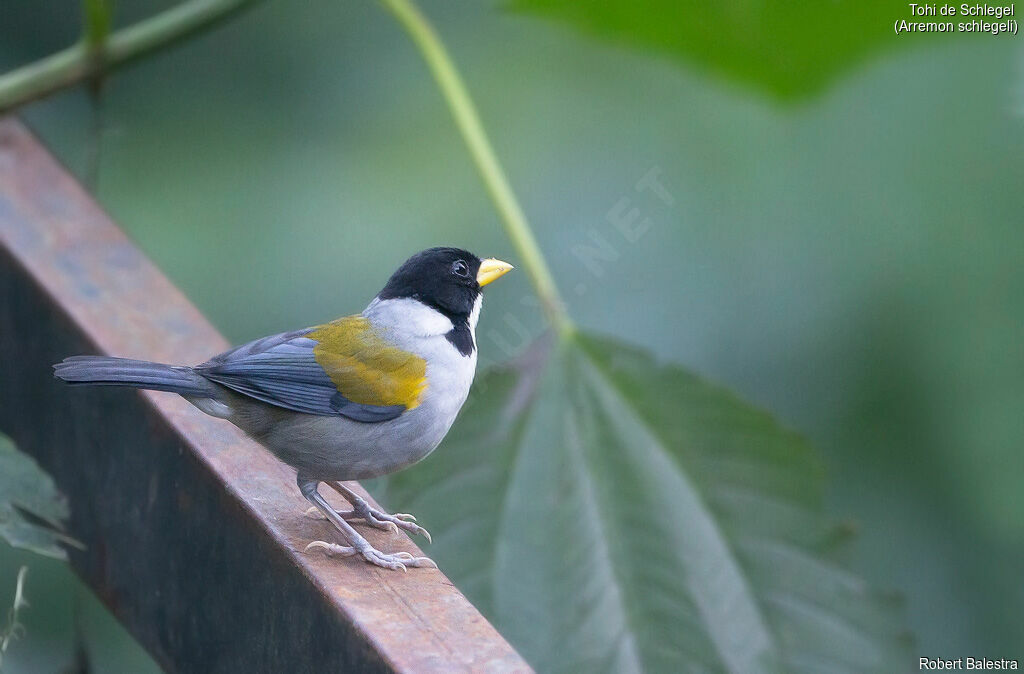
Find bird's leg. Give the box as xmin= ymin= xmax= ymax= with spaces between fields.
xmin=298 ymin=478 xmax=435 ymax=571
xmin=304 ymin=481 xmax=431 ymax=543
xmin=329 ymin=481 xmax=431 ymax=543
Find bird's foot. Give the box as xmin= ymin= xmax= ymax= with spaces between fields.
xmin=305 ymin=540 xmax=436 ymax=572
xmin=304 ymin=491 xmax=431 ymax=543
xmin=300 ymin=478 xmax=436 ymax=572
xmin=350 ymin=501 xmax=432 ymax=544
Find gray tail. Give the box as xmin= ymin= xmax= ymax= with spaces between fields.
xmin=53 ymin=356 xmax=214 ymax=397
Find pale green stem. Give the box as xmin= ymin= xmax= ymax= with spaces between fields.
xmin=0 ymin=0 xmax=261 ymax=115
xmin=82 ymin=0 xmax=115 ymax=49
xmin=379 ymin=0 xmax=573 ymax=335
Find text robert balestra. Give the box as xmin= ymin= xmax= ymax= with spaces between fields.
xmin=920 ymin=658 xmax=1019 ymax=670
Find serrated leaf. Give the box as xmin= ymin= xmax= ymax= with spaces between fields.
xmin=376 ymin=333 xmax=911 ymax=672
xmin=508 ymin=0 xmax=903 ymax=99
xmin=0 ymin=433 xmax=78 ymax=559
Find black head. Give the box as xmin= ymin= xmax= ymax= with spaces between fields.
xmin=378 ymin=247 xmax=485 ymax=320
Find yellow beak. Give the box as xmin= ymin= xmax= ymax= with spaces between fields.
xmin=477 ymin=258 xmax=514 ymax=287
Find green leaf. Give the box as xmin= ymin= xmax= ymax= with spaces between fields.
xmin=376 ymin=333 xmax=911 ymax=671
xmin=508 ymin=0 xmax=902 ymax=99
xmin=0 ymin=433 xmax=78 ymax=559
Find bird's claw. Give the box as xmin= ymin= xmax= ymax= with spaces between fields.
xmin=310 ymin=499 xmax=431 ymax=543
xmin=305 ymin=539 xmax=436 ymax=571
xmin=305 ymin=540 xmax=356 ymax=557
xmin=362 ymin=549 xmax=435 ymax=570
xmin=359 ymin=508 xmax=432 ymax=543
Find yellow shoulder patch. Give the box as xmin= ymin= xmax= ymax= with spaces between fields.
xmin=307 ymin=316 xmax=427 ymax=409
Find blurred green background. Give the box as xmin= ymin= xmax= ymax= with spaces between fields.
xmin=1 ymin=0 xmax=1022 ymax=670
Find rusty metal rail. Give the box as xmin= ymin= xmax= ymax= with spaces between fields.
xmin=0 ymin=118 xmax=529 ymax=673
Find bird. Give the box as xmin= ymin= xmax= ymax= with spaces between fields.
xmin=53 ymin=247 xmax=513 ymax=571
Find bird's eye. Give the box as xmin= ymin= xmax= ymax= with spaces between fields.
xmin=451 ymin=260 xmax=469 ymax=277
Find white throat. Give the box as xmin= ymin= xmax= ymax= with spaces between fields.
xmin=363 ymin=297 xmax=453 ymax=336
xmin=363 ymin=296 xmax=483 ymax=335
xmin=467 ymin=295 xmax=482 ymax=333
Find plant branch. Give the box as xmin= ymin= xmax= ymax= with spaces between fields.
xmin=379 ymin=0 xmax=572 ymax=334
xmin=0 ymin=567 xmax=28 ymax=669
xmin=82 ymin=0 xmax=114 ymax=49
xmin=0 ymin=0 xmax=262 ymax=115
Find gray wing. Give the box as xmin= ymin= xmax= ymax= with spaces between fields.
xmin=196 ymin=329 xmax=406 ymax=422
